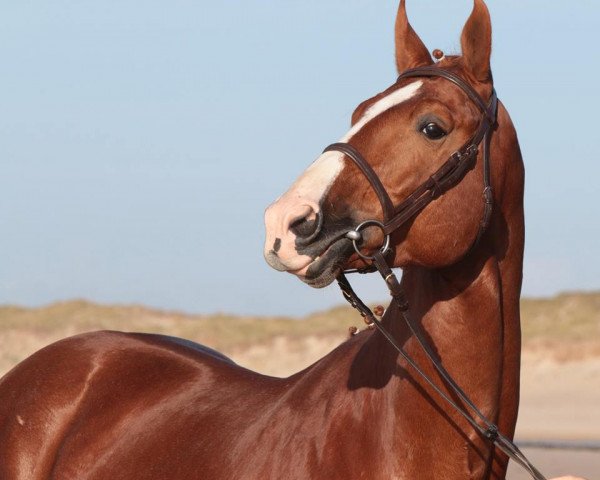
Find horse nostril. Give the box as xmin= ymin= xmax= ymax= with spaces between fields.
xmin=290 ymin=210 xmax=323 ymax=244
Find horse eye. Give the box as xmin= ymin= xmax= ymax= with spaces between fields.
xmin=421 ymin=122 xmax=446 ymax=140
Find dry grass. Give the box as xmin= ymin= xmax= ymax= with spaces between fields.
xmin=0 ymin=300 xmax=357 ymax=376
xmin=1 ymin=291 xmax=599 ymax=377
xmin=520 ymin=292 xmax=600 ymax=361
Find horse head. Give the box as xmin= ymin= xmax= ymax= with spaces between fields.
xmin=264 ymin=0 xmax=519 ymax=288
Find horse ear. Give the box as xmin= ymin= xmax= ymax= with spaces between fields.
xmin=395 ymin=0 xmax=433 ymax=73
xmin=460 ymin=0 xmax=492 ymax=82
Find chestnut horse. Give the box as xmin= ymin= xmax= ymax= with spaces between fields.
xmin=0 ymin=1 xmax=586 ymax=479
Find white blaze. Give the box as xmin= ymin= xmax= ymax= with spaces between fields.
xmin=287 ymin=150 xmax=345 ymax=205
xmin=294 ymin=80 xmax=424 ymax=201
xmin=340 ymin=80 xmax=423 ymax=142
xmin=264 ymin=80 xmax=423 ymax=272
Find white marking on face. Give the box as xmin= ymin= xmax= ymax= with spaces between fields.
xmin=340 ymin=80 xmax=423 ymax=142
xmin=290 ymin=79 xmax=424 ymax=202
xmin=289 ymin=150 xmax=345 ymax=204
xmin=264 ymin=80 xmax=423 ymax=272
xmin=263 ymin=150 xmax=344 ymax=271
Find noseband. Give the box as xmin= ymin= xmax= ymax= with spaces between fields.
xmin=323 ymin=67 xmax=547 ymax=480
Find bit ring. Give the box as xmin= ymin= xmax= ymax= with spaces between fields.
xmin=347 ymin=220 xmax=391 ymax=261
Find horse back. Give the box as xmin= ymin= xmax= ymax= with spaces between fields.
xmin=0 ymin=330 xmax=283 ymax=479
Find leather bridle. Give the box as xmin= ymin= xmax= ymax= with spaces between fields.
xmin=325 ymin=66 xmax=497 ymax=261
xmin=323 ymin=67 xmax=547 ymax=480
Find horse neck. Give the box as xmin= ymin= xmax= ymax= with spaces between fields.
xmin=397 ymin=202 xmax=524 ymax=386
xmin=357 ymin=139 xmax=524 ymax=476
xmin=400 ymin=195 xmax=524 ymax=354
xmin=331 ymin=108 xmax=525 ymax=478
xmin=386 ymin=106 xmax=526 ymax=418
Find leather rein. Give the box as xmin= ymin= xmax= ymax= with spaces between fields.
xmin=324 ymin=67 xmax=547 ymax=480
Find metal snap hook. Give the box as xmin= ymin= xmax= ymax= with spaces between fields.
xmin=345 ymin=220 xmax=391 ymax=261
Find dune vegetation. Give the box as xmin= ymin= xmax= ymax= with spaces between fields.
xmin=1 ymin=292 xmax=599 ymax=377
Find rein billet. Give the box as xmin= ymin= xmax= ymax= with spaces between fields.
xmin=325 ymin=67 xmax=546 ymax=480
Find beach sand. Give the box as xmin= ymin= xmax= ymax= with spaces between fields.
xmin=507 ymin=448 xmax=599 ymax=479
xmin=507 ymin=352 xmax=600 ymax=479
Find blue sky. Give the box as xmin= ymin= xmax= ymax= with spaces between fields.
xmin=1 ymin=1 xmax=598 ymax=316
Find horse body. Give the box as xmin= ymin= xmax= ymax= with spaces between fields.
xmin=0 ymin=246 xmax=518 ymax=480
xmin=0 ymin=146 xmax=524 ymax=478
xmin=0 ymin=329 xmax=448 ymax=479
xmin=1 ymin=1 xmax=584 ymax=479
